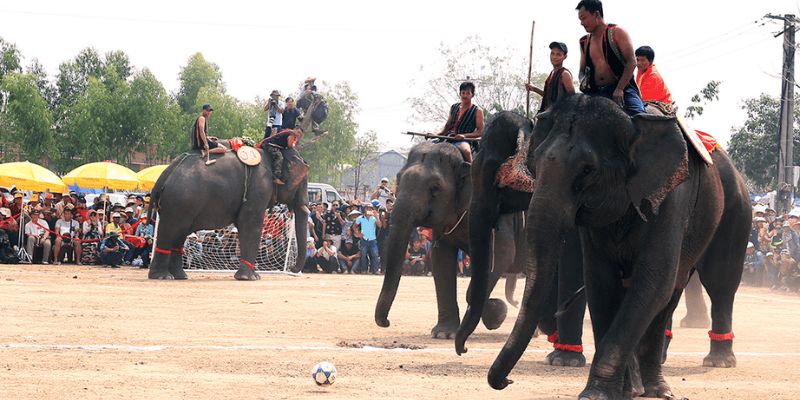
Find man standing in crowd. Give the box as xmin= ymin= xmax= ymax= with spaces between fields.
xmin=355 ymin=202 xmax=382 ymax=274
xmin=282 ymin=97 xmax=303 ymax=130
xmin=322 ymin=201 xmax=345 ymax=250
xmin=370 ymin=178 xmax=395 ymax=209
xmin=264 ymin=90 xmax=284 ymax=138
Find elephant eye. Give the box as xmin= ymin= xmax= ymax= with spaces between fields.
xmin=430 ymin=185 xmax=441 ymax=198
xmin=582 ymin=165 xmax=595 ymax=175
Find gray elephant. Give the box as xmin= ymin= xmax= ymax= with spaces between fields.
xmin=374 ymin=142 xmax=524 ymax=338
xmin=459 ymin=94 xmax=749 ymax=399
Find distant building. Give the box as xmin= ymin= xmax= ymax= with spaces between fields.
xmin=339 ymin=150 xmax=407 ymax=201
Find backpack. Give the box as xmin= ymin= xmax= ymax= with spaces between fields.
xmin=312 ymin=102 xmax=329 ymax=125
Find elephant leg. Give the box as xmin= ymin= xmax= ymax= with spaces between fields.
xmin=546 ymin=228 xmax=587 ymax=368
xmin=430 ymin=241 xmax=460 ymax=339
xmin=638 ymin=289 xmax=683 ymax=398
xmin=696 ymin=248 xmax=742 ymax=367
xmin=680 ymin=272 xmax=710 ymax=328
xmin=149 ymin=246 xmax=174 ymax=280
xmin=167 ymin=249 xmax=188 ymax=280
xmin=233 ymin=214 xmax=263 ymax=281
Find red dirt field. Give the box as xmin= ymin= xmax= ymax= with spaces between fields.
xmin=1 ymin=264 xmax=798 ymax=399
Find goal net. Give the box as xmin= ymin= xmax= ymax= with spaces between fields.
xmin=177 ymin=207 xmax=299 ymax=275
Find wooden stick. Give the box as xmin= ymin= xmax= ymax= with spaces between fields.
xmin=526 ymin=21 xmax=535 ymax=118
xmin=402 ymin=132 xmax=481 ymax=142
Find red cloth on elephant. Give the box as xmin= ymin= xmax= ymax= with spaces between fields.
xmin=694 ymin=130 xmax=719 ymax=153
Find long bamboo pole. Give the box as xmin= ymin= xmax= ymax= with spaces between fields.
xmin=526 ymin=21 xmax=536 ymax=118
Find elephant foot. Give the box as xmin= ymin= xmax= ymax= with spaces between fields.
xmin=148 ymin=270 xmax=175 ymax=280
xmin=545 ymin=349 xmax=586 ymax=367
xmin=578 ymin=384 xmax=628 ymax=400
xmin=703 ymin=352 xmax=736 ymax=368
xmin=679 ymin=314 xmax=710 ymax=329
xmin=642 ymin=379 xmax=673 ymax=399
xmin=431 ymin=319 xmax=460 ymax=339
xmin=169 ymin=265 xmax=188 ymax=280
xmin=481 ymin=298 xmax=508 ymax=330
xmin=234 ymin=267 xmax=261 ymax=281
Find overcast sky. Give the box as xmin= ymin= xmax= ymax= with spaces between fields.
xmin=1 ymin=0 xmax=797 ymax=153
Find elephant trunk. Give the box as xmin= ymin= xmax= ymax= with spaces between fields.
xmin=488 ymin=196 xmax=572 ymax=389
xmin=374 ymin=203 xmax=417 ymax=328
xmin=289 ymin=207 xmax=309 ymax=273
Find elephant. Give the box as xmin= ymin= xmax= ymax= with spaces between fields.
xmin=458 ymin=94 xmax=750 ymax=399
xmin=451 ymin=111 xmax=588 ymax=367
xmin=374 ymin=141 xmax=526 ymax=338
xmin=146 ymin=100 xmax=327 ymax=281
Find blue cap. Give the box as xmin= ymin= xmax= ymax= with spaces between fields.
xmin=371 ymin=200 xmax=380 ymax=208
xmin=202 ymin=104 xmax=213 ymax=111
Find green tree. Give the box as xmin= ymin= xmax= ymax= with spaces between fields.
xmin=176 ymin=53 xmax=223 ymax=115
xmin=684 ymin=80 xmax=722 ymax=120
xmin=727 ymin=93 xmax=800 ymax=191
xmin=0 ymin=36 xmax=22 ymax=105
xmin=0 ymin=72 xmax=55 ymax=163
xmin=26 ymin=58 xmax=57 ymax=108
xmin=408 ymin=35 xmax=546 ymax=127
xmin=126 ymin=68 xmax=184 ymax=165
xmin=345 ymin=131 xmax=382 ymax=199
xmin=299 ymin=81 xmax=359 ymax=183
xmin=55 ymin=47 xmax=103 ymax=110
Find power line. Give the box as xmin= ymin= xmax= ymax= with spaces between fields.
xmin=659 ymin=20 xmax=768 ymax=65
xmin=659 ymin=20 xmax=764 ymax=61
xmin=661 ymin=35 xmax=776 ymax=73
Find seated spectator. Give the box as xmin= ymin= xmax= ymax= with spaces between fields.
xmin=24 ymin=210 xmax=52 ymax=264
xmin=42 ymin=192 xmax=55 ymax=210
xmin=742 ymin=242 xmax=764 ymax=286
xmin=184 ymin=233 xmax=202 ymax=269
xmin=105 ymin=212 xmax=124 ymax=236
xmin=0 ymin=207 xmax=19 ymax=249
xmin=54 ymin=208 xmax=81 ymax=265
xmin=337 ymin=238 xmax=361 ymax=274
xmin=123 ymin=206 xmax=138 ymax=226
xmin=10 ymin=192 xmax=24 ymax=219
xmin=303 ymin=237 xmax=318 ymax=273
xmin=100 ymin=231 xmax=129 ymax=268
xmin=764 ymin=251 xmax=779 ymax=289
xmin=125 ymin=216 xmax=153 ymax=267
xmin=404 ymin=237 xmax=428 ymax=276
xmin=316 ymin=236 xmax=338 ymax=273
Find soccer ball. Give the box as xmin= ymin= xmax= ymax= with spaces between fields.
xmin=311 ymin=361 xmax=337 ymax=387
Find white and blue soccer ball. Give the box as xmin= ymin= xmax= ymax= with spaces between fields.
xmin=311 ymin=361 xmax=337 ymax=387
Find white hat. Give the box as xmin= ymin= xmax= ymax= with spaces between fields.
xmin=747 ymin=242 xmax=754 ymax=248
xmin=753 ymin=204 xmax=767 ymax=214
xmin=188 ymin=233 xmax=197 ymax=239
xmin=307 ymin=237 xmax=315 ymax=243
xmin=348 ymin=210 xmax=362 ymax=217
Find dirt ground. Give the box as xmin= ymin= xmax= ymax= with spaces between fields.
xmin=1 ymin=264 xmax=798 ymax=400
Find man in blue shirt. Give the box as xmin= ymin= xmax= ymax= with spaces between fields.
xmin=355 ymin=202 xmax=382 ymax=274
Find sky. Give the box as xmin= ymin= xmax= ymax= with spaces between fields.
xmin=0 ymin=0 xmax=798 ymax=153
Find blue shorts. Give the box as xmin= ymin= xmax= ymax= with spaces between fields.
xmin=596 ymin=84 xmax=646 ymax=115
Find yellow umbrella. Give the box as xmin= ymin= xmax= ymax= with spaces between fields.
xmin=62 ymin=161 xmax=141 ymax=190
xmin=0 ymin=161 xmax=68 ymax=193
xmin=136 ymin=165 xmax=168 ymax=191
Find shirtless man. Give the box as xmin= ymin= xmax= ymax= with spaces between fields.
xmin=576 ymin=0 xmax=645 ymax=115
xmin=191 ymin=104 xmax=228 ymax=159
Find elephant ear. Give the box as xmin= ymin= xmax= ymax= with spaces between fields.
xmin=626 ymin=114 xmax=689 ymax=220
xmin=456 ymin=160 xmax=472 ymax=213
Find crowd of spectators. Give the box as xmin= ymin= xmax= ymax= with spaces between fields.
xmin=0 ymin=189 xmax=154 ymax=268
xmin=745 ymin=202 xmax=800 ymax=292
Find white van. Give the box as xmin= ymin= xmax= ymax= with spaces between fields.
xmin=307 ymin=182 xmax=345 ymax=206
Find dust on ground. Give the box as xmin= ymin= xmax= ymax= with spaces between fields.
xmin=1 ymin=264 xmax=798 ymax=399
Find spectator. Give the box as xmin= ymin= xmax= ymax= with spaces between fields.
xmin=282 ymin=97 xmax=303 ymax=130
xmin=343 ymin=209 xmax=361 ymax=242
xmin=10 ymin=192 xmax=24 ymax=219
xmin=123 ymin=207 xmax=138 ymax=226
xmin=297 ymin=77 xmax=317 ymax=113
xmin=53 ymin=208 xmax=81 ymax=265
xmin=764 ymin=251 xmax=779 ymax=289
xmin=323 ymin=201 xmax=345 ymax=250
xmin=316 ymin=237 xmax=338 ymax=273
xmin=100 ymin=231 xmax=129 ymax=268
xmin=125 ymin=216 xmax=153 ymax=267
xmin=105 ymin=212 xmax=124 ymax=236
xmin=337 ymin=238 xmax=361 ymax=274
xmin=404 ymin=237 xmax=428 ymax=276
xmin=303 ymin=237 xmax=318 ymax=273
xmin=377 ymin=199 xmax=392 ymax=263
xmin=41 ymin=207 xmax=58 ymax=244
xmin=310 ymin=203 xmax=325 ymax=247
xmin=25 ymin=210 xmax=51 ymax=264
xmin=370 ymin=178 xmax=395 ymax=209
xmin=184 ymin=233 xmax=202 ymax=269
xmin=355 ymin=202 xmax=382 ymax=274
xmin=264 ymin=90 xmax=285 ymax=138
xmin=42 ymin=192 xmax=55 ymax=210
xmin=777 ymin=249 xmax=798 ymax=291
xmin=779 ymin=220 xmax=800 ymax=261
xmin=74 ymin=197 xmax=89 ymax=221
xmin=742 ymin=242 xmax=764 ymax=286
xmin=458 ymin=250 xmax=471 ymax=277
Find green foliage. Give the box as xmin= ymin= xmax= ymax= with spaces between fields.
xmin=0 ymin=72 xmax=55 ymax=163
xmin=299 ymin=81 xmax=359 ymax=183
xmin=727 ymin=93 xmax=800 ymax=191
xmin=408 ymin=35 xmax=543 ymax=126
xmin=0 ymin=36 xmax=23 ymax=105
xmin=344 ymin=131 xmax=382 ymax=198
xmin=177 ymin=53 xmax=223 ymax=115
xmin=684 ymin=80 xmax=722 ymax=120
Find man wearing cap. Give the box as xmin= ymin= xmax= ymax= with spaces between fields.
xmin=343 ymin=208 xmax=361 ymax=242
xmin=354 ymin=202 xmax=382 ymax=274
xmin=526 ymin=41 xmax=575 ymax=113
xmin=54 ymin=207 xmax=81 ymax=265
xmin=100 ymin=231 xmax=129 ymax=268
xmin=322 ymin=201 xmax=345 ymax=251
xmin=337 ymin=238 xmax=361 ymax=274
xmin=264 ymin=90 xmax=285 ymax=138
xmin=105 ymin=212 xmax=124 ymax=236
xmin=10 ymin=192 xmax=24 ymax=219
xmin=191 ymin=104 xmax=228 ymax=158
xmin=370 ymin=178 xmax=395 ymax=209
xmin=303 ymin=236 xmax=319 ymax=273
xmin=576 ymin=0 xmax=646 ymax=115
xmin=24 ymin=210 xmax=52 ymax=264
xmin=743 ymin=242 xmax=764 ymax=286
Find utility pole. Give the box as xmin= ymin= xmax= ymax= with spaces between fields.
xmin=766 ymin=13 xmax=796 ymax=213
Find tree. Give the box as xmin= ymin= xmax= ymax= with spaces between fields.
xmin=727 ymin=93 xmax=800 ymax=191
xmin=0 ymin=36 xmax=22 ymax=105
xmin=55 ymin=47 xmax=103 ymax=110
xmin=0 ymin=72 xmax=55 ymax=163
xmin=345 ymin=131 xmax=382 ymax=200
xmin=407 ymin=35 xmax=547 ymax=130
xmin=176 ymin=53 xmax=223 ymax=115
xmin=684 ymin=80 xmax=722 ymax=120
xmin=26 ymin=58 xmax=57 ymax=109
xmin=299 ymin=81 xmax=359 ymax=183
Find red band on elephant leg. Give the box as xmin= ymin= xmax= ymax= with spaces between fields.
xmin=553 ymin=343 xmax=583 ymax=353
xmin=241 ymin=259 xmax=256 ymax=269
xmin=154 ymin=248 xmax=171 ymax=254
xmin=665 ymin=329 xmax=673 ymax=339
xmin=708 ymin=330 xmax=735 ymax=341
xmin=171 ymin=248 xmax=185 ymax=254
xmin=547 ymin=331 xmax=559 ymax=343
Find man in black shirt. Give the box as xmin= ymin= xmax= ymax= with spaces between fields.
xmin=323 ymin=201 xmax=345 ymax=250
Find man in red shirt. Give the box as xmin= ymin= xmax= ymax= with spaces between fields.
xmin=635 ymin=46 xmax=673 ymax=105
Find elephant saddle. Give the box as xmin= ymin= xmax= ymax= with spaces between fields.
xmin=496 ymin=130 xmax=535 ymax=193
xmin=676 ymin=115 xmax=718 ymax=166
